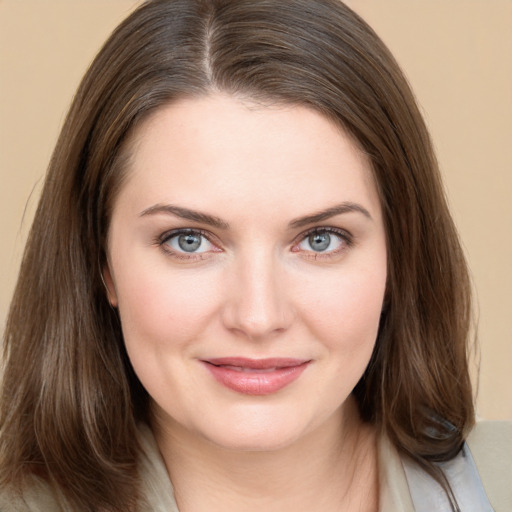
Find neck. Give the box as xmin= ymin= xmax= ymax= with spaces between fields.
xmin=151 ymin=397 xmax=379 ymax=512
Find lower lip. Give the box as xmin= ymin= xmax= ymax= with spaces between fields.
xmin=202 ymin=361 xmax=309 ymax=395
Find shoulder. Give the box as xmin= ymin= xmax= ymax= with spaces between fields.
xmin=467 ymin=420 xmax=512 ymax=511
xmin=0 ymin=479 xmax=65 ymax=512
xmin=384 ymin=421 xmax=512 ymax=512
xmin=0 ymin=425 xmax=176 ymax=512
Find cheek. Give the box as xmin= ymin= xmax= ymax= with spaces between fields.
xmin=296 ymin=261 xmax=386 ymax=355
xmin=114 ymin=263 xmax=222 ymax=351
xmin=113 ymin=264 xmax=224 ymax=412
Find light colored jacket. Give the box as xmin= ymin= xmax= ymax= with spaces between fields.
xmin=378 ymin=421 xmax=512 ymax=511
xmin=1 ymin=421 xmax=510 ymax=511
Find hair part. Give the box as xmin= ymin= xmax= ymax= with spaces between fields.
xmin=1 ymin=1 xmax=474 ymax=510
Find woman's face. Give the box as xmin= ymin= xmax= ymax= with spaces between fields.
xmin=105 ymin=94 xmax=387 ymax=451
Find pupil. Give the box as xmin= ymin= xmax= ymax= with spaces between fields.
xmin=309 ymin=232 xmax=330 ymax=252
xmin=178 ymin=233 xmax=201 ymax=252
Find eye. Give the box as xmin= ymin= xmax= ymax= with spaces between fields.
xmin=160 ymin=229 xmax=216 ymax=254
xmin=294 ymin=228 xmax=351 ymax=255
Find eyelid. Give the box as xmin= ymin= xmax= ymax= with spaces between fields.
xmin=157 ymin=228 xmax=222 ymax=258
xmin=291 ymin=226 xmax=354 ymax=256
xmin=155 ymin=226 xmax=353 ymax=260
xmin=292 ymin=226 xmax=353 ymax=243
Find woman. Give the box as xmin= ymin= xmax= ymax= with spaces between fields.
xmin=0 ymin=0 xmax=510 ymax=511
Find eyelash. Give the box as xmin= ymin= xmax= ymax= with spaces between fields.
xmin=156 ymin=227 xmax=353 ymax=260
xmin=291 ymin=227 xmax=353 ymax=260
xmin=157 ymin=228 xmax=219 ymax=260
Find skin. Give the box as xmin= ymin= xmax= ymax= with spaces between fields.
xmin=105 ymin=93 xmax=387 ymax=511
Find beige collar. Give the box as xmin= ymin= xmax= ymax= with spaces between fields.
xmin=377 ymin=434 xmax=415 ymax=511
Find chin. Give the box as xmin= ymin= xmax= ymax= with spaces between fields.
xmin=204 ymin=426 xmax=305 ymax=453
xmin=192 ymin=404 xmax=322 ymax=453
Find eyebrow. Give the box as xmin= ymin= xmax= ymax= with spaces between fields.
xmin=139 ymin=204 xmax=230 ymax=229
xmin=288 ymin=202 xmax=372 ymax=229
xmin=139 ymin=201 xmax=371 ymax=230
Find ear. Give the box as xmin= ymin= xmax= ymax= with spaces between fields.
xmin=102 ymin=264 xmax=119 ymax=307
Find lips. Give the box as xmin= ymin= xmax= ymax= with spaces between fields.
xmin=201 ymin=357 xmax=310 ymax=395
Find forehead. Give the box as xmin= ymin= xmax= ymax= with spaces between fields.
xmin=114 ymin=93 xmax=380 ymax=223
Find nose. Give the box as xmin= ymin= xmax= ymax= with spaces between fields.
xmin=221 ymin=250 xmax=294 ymax=341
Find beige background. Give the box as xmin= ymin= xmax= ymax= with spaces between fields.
xmin=1 ymin=1 xmax=511 ymax=420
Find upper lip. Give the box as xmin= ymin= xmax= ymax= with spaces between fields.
xmin=202 ymin=357 xmax=310 ymax=369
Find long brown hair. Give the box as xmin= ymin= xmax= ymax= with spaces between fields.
xmin=1 ymin=0 xmax=474 ymax=510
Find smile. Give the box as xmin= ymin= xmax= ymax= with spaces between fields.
xmin=201 ymin=358 xmax=311 ymax=395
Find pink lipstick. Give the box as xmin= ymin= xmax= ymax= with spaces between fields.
xmin=201 ymin=357 xmax=310 ymax=395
